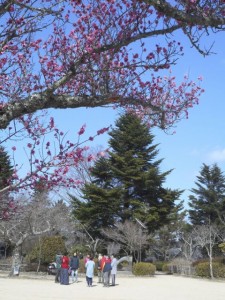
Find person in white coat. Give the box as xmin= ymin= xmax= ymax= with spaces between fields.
xmin=110 ymin=254 xmax=118 ymax=286
xmin=85 ymin=256 xmax=95 ymax=287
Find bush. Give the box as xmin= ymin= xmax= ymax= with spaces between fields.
xmin=162 ymin=263 xmax=171 ymax=273
xmin=195 ymin=262 xmax=225 ymax=278
xmin=154 ymin=261 xmax=165 ymax=271
xmin=132 ymin=262 xmax=155 ymax=276
xmin=26 ymin=236 xmax=67 ymax=264
xmin=193 ymin=257 xmax=225 ymax=267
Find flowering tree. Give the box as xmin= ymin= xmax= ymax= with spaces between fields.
xmin=0 ymin=0 xmax=224 ymax=216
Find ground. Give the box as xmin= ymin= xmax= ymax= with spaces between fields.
xmin=0 ymin=273 xmax=225 ymax=300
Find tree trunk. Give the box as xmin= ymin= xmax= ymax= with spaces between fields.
xmin=10 ymin=248 xmax=21 ymax=276
xmin=209 ymin=225 xmax=214 ymax=279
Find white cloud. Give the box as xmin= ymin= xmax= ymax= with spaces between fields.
xmin=207 ymin=148 xmax=225 ymax=162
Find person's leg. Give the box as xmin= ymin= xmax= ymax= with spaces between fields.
xmin=87 ymin=277 xmax=91 ymax=286
xmin=107 ymin=271 xmax=110 ymax=286
xmin=75 ymin=269 xmax=78 ymax=282
xmin=60 ymin=269 xmax=65 ymax=284
xmin=55 ymin=268 xmax=60 ymax=283
xmin=71 ymin=269 xmax=75 ymax=282
xmin=112 ymin=274 xmax=115 ymax=286
xmin=103 ymin=272 xmax=107 ymax=286
xmin=104 ymin=271 xmax=109 ymax=286
xmin=65 ymin=269 xmax=69 ymax=285
xmin=90 ymin=277 xmax=93 ymax=286
xmin=102 ymin=271 xmax=104 ymax=284
xmin=98 ymin=270 xmax=101 ymax=283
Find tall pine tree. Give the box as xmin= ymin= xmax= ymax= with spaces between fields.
xmin=0 ymin=146 xmax=14 ymax=219
xmin=71 ymin=113 xmax=182 ymax=237
xmin=0 ymin=146 xmax=13 ymax=189
xmin=188 ymin=163 xmax=225 ymax=225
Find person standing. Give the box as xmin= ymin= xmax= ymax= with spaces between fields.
xmin=84 ymin=254 xmax=90 ymax=264
xmin=55 ymin=251 xmax=62 ymax=283
xmin=102 ymin=254 xmax=112 ymax=287
xmin=70 ymin=252 xmax=79 ymax=283
xmin=97 ymin=253 xmax=103 ymax=283
xmin=60 ymin=252 xmax=70 ymax=285
xmin=111 ymin=254 xmax=118 ymax=286
xmin=85 ymin=256 xmax=95 ymax=287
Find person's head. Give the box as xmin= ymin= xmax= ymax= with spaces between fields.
xmin=74 ymin=252 xmax=77 ymax=256
xmin=89 ymin=256 xmax=94 ymax=260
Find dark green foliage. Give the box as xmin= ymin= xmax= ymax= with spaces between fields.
xmin=132 ymin=262 xmax=156 ymax=276
xmin=0 ymin=146 xmax=14 ymax=218
xmin=27 ymin=236 xmax=66 ymax=264
xmin=188 ymin=163 xmax=225 ymax=225
xmin=195 ymin=262 xmax=225 ymax=278
xmin=0 ymin=146 xmax=13 ymax=189
xmin=71 ymin=113 xmax=183 ymax=237
xmin=154 ymin=261 xmax=165 ymax=271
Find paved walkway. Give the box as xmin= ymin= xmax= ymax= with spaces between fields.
xmin=0 ymin=273 xmax=225 ymax=300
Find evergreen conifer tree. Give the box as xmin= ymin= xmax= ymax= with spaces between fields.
xmin=71 ymin=113 xmax=182 ymax=237
xmin=188 ymin=163 xmax=225 ymax=225
xmin=0 ymin=146 xmax=13 ymax=189
xmin=0 ymin=146 xmax=14 ymax=218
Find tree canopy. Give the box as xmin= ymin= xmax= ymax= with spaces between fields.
xmin=188 ymin=163 xmax=225 ymax=226
xmin=71 ymin=113 xmax=183 ymax=237
xmin=0 ymin=0 xmax=224 ymax=209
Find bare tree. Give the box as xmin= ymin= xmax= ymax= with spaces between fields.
xmin=102 ymin=220 xmax=150 ymax=262
xmin=193 ymin=224 xmax=221 ymax=279
xmin=0 ymin=193 xmax=77 ymax=274
xmin=180 ymin=230 xmax=199 ymax=262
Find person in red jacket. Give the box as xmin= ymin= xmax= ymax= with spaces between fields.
xmin=102 ymin=254 xmax=112 ymax=287
xmin=60 ymin=252 xmax=70 ymax=285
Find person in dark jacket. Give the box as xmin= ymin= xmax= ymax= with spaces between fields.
xmin=102 ymin=254 xmax=112 ymax=287
xmin=55 ymin=251 xmax=62 ymax=283
xmin=70 ymin=252 xmax=79 ymax=283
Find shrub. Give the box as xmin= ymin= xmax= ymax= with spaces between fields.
xmin=132 ymin=262 xmax=155 ymax=276
xmin=162 ymin=263 xmax=171 ymax=273
xmin=26 ymin=236 xmax=67 ymax=264
xmin=195 ymin=262 xmax=225 ymax=278
xmin=193 ymin=257 xmax=225 ymax=267
xmin=154 ymin=261 xmax=165 ymax=271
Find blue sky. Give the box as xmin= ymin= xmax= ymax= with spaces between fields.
xmin=8 ymin=27 xmax=224 ymax=209
xmin=49 ymin=29 xmax=225 ymax=208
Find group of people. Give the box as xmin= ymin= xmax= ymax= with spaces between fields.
xmin=54 ymin=251 xmax=118 ymax=287
xmin=96 ymin=253 xmax=118 ymax=287
xmin=55 ymin=252 xmax=79 ymax=285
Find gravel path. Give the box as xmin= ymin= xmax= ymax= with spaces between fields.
xmin=0 ymin=274 xmax=225 ymax=300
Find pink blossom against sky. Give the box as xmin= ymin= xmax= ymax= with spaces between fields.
xmin=49 ymin=29 xmax=225 ymax=208
xmin=7 ymin=23 xmax=225 ymax=207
